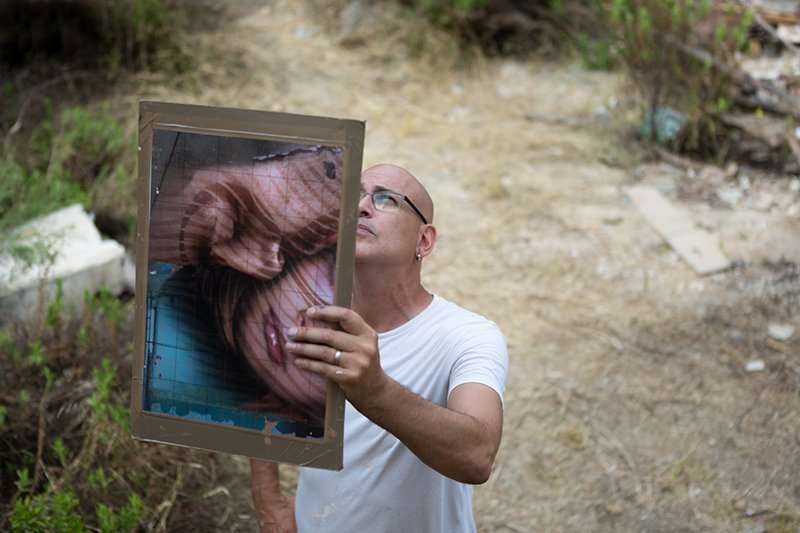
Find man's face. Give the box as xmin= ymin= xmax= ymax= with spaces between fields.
xmin=355 ymin=168 xmax=425 ymax=265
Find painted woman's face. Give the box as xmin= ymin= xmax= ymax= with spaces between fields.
xmin=150 ymin=145 xmax=343 ymax=423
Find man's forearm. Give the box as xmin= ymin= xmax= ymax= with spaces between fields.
xmin=250 ymin=458 xmax=295 ymax=533
xmin=358 ymin=377 xmax=497 ymax=484
xmin=251 ymin=459 xmax=281 ymax=499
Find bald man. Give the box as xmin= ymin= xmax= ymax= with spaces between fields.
xmin=250 ymin=164 xmax=508 ymax=533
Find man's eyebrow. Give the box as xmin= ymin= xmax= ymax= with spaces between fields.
xmin=360 ymin=184 xmax=395 ymax=194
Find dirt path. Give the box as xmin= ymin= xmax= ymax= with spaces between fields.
xmin=128 ymin=2 xmax=800 ymax=531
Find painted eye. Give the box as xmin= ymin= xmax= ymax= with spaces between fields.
xmin=323 ymin=161 xmax=336 ymax=180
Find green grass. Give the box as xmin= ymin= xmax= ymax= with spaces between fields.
xmin=0 ymin=105 xmax=134 ymax=261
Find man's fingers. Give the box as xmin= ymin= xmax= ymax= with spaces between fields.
xmin=295 ymin=358 xmax=350 ymax=382
xmin=305 ymin=305 xmax=372 ymax=336
xmin=285 ymin=342 xmax=342 ymax=365
xmin=287 ymin=325 xmax=356 ymax=351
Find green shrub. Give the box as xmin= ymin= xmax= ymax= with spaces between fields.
xmin=1 ymin=105 xmax=132 ymax=252
xmin=605 ymin=0 xmax=753 ymax=154
xmin=0 ymin=158 xmax=87 ymax=236
xmin=10 ymin=489 xmax=85 ymax=533
xmin=9 ymin=488 xmax=144 ymax=533
xmin=96 ymin=494 xmax=143 ymax=533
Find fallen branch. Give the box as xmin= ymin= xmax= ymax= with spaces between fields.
xmin=154 ymin=463 xmax=184 ymax=533
xmin=31 ymin=380 xmax=52 ymax=490
xmin=747 ymin=2 xmax=800 ymax=56
xmin=3 ymin=70 xmax=93 ymax=151
xmin=666 ymin=35 xmax=800 ymax=119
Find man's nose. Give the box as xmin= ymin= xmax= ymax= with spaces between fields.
xmin=358 ymin=193 xmax=372 ymax=217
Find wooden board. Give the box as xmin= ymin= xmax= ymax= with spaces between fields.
xmin=626 ymin=185 xmax=731 ymax=275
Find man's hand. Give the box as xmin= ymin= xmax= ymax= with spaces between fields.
xmin=285 ymin=305 xmax=389 ymax=412
xmin=250 ymin=459 xmax=297 ymax=533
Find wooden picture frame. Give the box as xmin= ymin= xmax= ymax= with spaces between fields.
xmin=131 ymin=101 xmax=364 ymax=470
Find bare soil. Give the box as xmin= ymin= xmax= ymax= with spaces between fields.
xmin=119 ymin=1 xmax=800 ymax=531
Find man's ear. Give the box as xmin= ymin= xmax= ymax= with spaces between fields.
xmin=417 ymin=225 xmax=437 ymax=259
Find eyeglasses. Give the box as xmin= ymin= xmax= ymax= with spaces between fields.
xmin=360 ymin=189 xmax=428 ymax=225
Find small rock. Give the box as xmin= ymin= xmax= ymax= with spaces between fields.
xmin=745 ymin=360 xmax=766 ymax=372
xmin=768 ymin=323 xmax=795 ymax=341
xmin=790 ymin=178 xmax=800 ymax=192
xmin=593 ymin=104 xmax=610 ymax=119
xmin=717 ymin=187 xmax=743 ymax=206
xmin=738 ymin=174 xmax=751 ymax=191
xmin=640 ymin=107 xmax=687 ymax=144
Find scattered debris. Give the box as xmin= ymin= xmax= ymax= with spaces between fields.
xmin=716 ymin=186 xmax=744 ymax=207
xmin=776 ymin=24 xmax=800 ymax=45
xmin=768 ymin=322 xmax=795 ymax=340
xmin=640 ymin=107 xmax=687 ymax=144
xmin=625 ymin=186 xmax=731 ymax=275
xmin=746 ymin=359 xmax=767 ymax=372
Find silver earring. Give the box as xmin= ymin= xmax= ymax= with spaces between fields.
xmin=415 ymin=252 xmax=422 ymax=261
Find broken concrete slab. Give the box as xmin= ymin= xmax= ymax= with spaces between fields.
xmin=768 ymin=323 xmax=795 ymax=341
xmin=0 ymin=204 xmax=134 ymax=326
xmin=625 ymin=186 xmax=731 ymax=275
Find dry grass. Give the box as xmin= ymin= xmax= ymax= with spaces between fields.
xmin=122 ymin=2 xmax=800 ymax=530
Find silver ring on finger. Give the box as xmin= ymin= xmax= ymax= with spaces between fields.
xmin=333 ymin=350 xmax=343 ymax=366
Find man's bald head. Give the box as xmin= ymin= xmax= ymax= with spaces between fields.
xmin=361 ymin=164 xmax=434 ymax=224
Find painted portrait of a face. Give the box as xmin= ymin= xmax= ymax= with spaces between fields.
xmin=143 ymin=130 xmax=342 ymax=438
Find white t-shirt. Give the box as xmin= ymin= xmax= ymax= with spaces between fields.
xmin=295 ymin=295 xmax=509 ymax=533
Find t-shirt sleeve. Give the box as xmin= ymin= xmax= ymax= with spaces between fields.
xmin=447 ymin=321 xmax=509 ymax=405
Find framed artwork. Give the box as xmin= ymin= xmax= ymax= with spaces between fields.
xmin=131 ymin=101 xmax=364 ymax=470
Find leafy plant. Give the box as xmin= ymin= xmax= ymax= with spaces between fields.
xmin=96 ymin=494 xmax=143 ymax=533
xmin=0 ymin=158 xmax=87 ymax=236
xmin=15 ymin=468 xmax=32 ymax=493
xmin=10 ymin=489 xmax=84 ymax=533
xmin=51 ymin=438 xmax=70 ymax=467
xmin=87 ymin=468 xmax=111 ymax=492
xmin=604 ymin=0 xmax=753 ymax=154
xmin=46 ymin=280 xmax=65 ymax=331
xmin=26 ymin=341 xmax=45 ymax=367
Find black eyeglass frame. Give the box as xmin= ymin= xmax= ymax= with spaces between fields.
xmin=361 ymin=189 xmax=429 ymax=225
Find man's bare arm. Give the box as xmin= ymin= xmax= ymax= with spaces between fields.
xmin=249 ymin=459 xmax=296 ymax=533
xmin=366 ymin=380 xmax=502 ymax=484
xmin=287 ymin=306 xmax=503 ymax=484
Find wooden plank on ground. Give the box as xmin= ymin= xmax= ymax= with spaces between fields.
xmin=625 ymin=185 xmax=731 ymax=275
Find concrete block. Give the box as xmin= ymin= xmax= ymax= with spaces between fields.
xmin=0 ymin=204 xmax=134 ymax=326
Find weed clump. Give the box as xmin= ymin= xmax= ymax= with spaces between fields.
xmin=0 ymin=291 xmax=223 ymax=531
xmin=0 ymin=105 xmax=136 ymax=247
xmin=604 ymin=0 xmax=753 ymax=157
